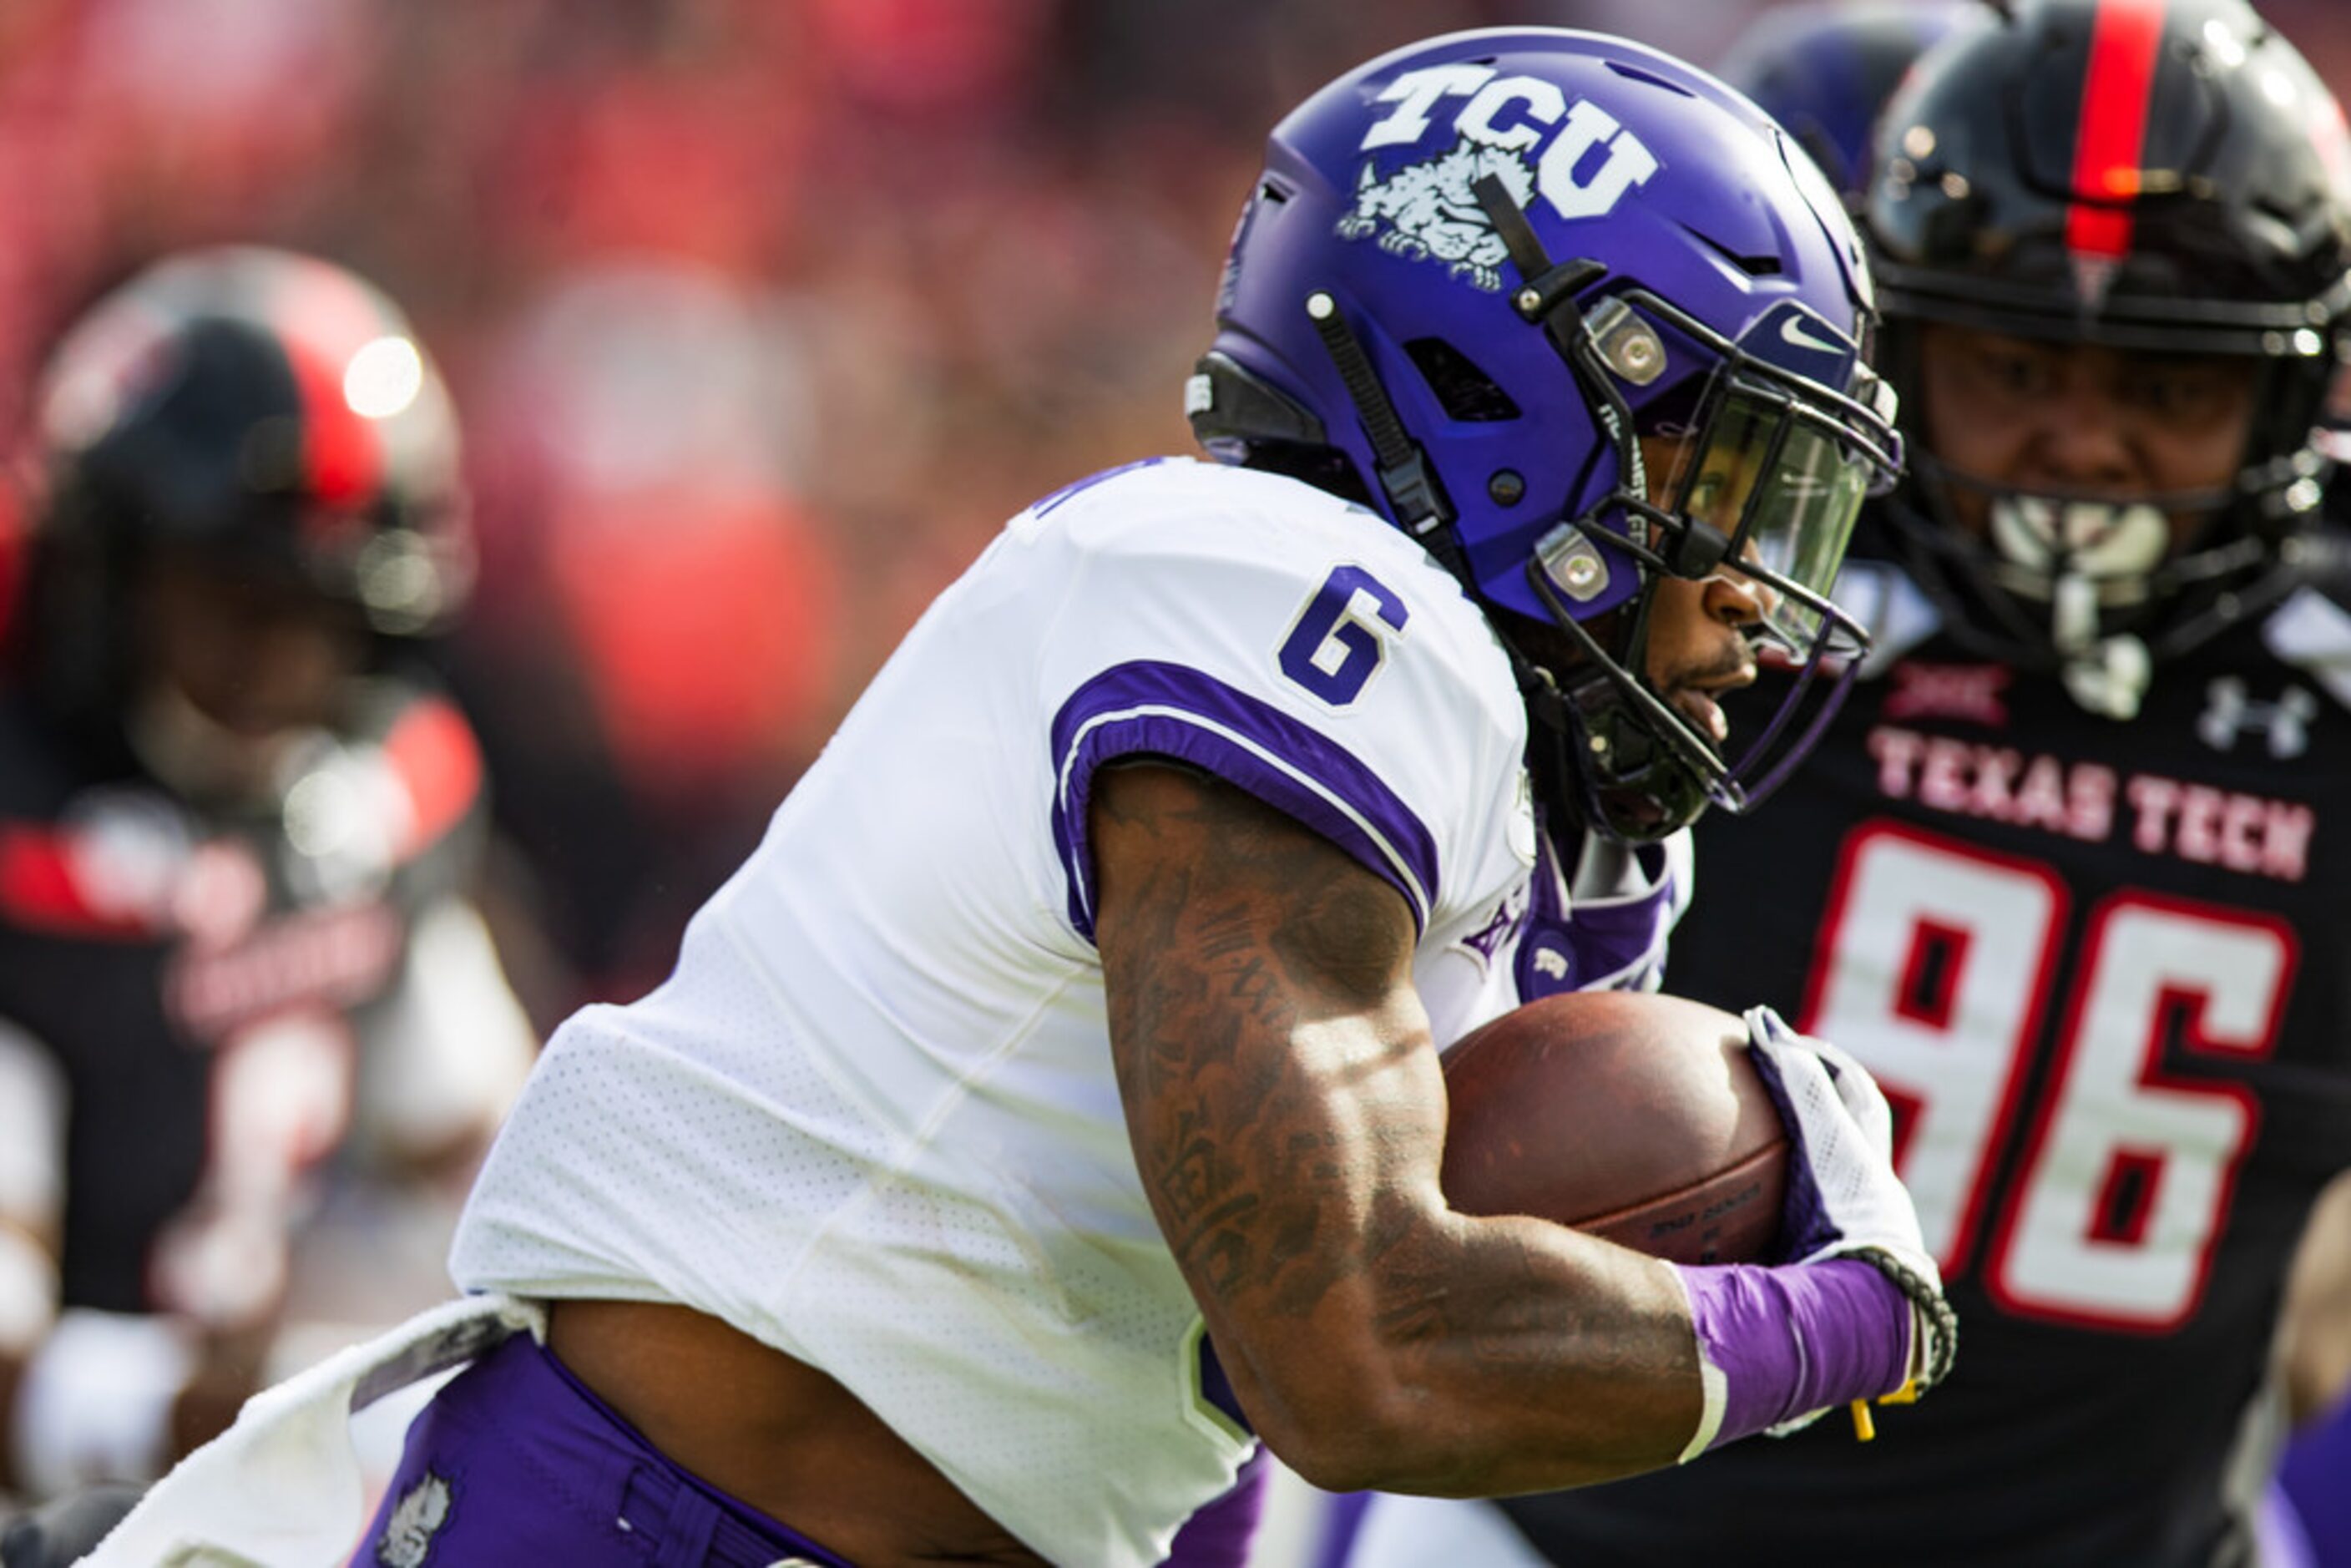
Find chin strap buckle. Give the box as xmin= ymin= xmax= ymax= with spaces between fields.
xmin=2052 ymin=571 xmax=2152 ymax=720
xmin=1302 ymin=291 xmax=1456 ymax=540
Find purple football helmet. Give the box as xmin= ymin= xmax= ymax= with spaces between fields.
xmin=1190 ymin=28 xmax=1902 ymax=842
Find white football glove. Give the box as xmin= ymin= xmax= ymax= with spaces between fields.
xmin=1742 ymin=1006 xmax=1958 ymax=1399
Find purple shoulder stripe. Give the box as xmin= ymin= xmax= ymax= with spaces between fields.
xmin=1049 ymin=660 xmax=1440 ymax=940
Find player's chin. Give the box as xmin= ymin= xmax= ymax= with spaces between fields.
xmin=1666 ymin=688 xmax=1731 ymax=747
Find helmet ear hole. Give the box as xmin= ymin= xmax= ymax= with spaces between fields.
xmin=1404 ymin=338 xmax=1522 ymax=422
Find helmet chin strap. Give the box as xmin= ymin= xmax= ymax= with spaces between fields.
xmin=1988 ymin=495 xmax=2170 ymax=599
xmin=1982 ymin=493 xmax=2162 ymax=719
xmin=2050 ymin=571 xmax=2151 ymax=720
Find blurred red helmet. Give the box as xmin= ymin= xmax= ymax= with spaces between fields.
xmin=15 ymin=245 xmax=471 ymax=712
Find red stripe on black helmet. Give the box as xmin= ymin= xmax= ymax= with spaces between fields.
xmin=2065 ymin=0 xmax=2166 ymax=279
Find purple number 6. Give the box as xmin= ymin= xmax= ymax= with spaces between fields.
xmin=1277 ymin=564 xmax=1409 ymax=706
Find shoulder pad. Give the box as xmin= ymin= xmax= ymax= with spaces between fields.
xmin=2263 ymin=576 xmax=2351 ymax=714
xmin=2284 ymin=521 xmax=2351 ymax=610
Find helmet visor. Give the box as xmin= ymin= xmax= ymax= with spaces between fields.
xmin=1661 ymin=382 xmax=1875 ymax=650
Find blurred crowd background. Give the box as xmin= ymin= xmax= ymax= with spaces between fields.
xmin=2 ymin=0 xmax=2348 ymax=1016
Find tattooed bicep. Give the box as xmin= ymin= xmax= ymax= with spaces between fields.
xmin=1090 ymin=761 xmax=1440 ymax=1314
xmin=1089 ymin=759 xmax=1418 ymax=1017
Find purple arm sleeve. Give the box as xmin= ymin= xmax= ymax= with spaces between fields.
xmin=1671 ymin=1257 xmax=1914 ymax=1454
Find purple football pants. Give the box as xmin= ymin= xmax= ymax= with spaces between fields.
xmin=349 ymin=1331 xmax=854 ymax=1567
xmin=2280 ymin=1390 xmax=2351 ymax=1568
xmin=353 ymin=1328 xmax=1267 ymax=1567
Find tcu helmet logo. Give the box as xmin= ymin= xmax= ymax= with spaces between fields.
xmin=1341 ymin=63 xmax=1661 ymax=291
xmin=1337 ymin=143 xmax=1533 ymax=291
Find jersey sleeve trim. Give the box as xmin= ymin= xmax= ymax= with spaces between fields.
xmin=1049 ymin=660 xmax=1439 ymax=941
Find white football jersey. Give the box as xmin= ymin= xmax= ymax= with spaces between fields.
xmin=453 ymin=459 xmax=1560 ymax=1565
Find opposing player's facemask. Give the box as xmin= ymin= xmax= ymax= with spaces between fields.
xmin=1896 ymin=458 xmax=2247 ymax=717
xmin=1189 ymin=26 xmax=1898 ymax=842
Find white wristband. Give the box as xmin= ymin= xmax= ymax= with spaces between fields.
xmin=11 ymin=1308 xmax=197 ymax=1496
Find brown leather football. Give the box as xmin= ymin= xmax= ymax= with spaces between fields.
xmin=1439 ymin=990 xmax=1787 ymax=1265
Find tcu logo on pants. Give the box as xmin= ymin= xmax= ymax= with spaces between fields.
xmin=1359 ymin=64 xmax=1661 ymax=221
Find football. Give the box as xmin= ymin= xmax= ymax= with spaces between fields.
xmin=1439 ymin=990 xmax=1787 ymax=1265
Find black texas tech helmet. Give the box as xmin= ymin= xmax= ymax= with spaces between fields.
xmin=15 ymin=246 xmax=470 ymax=721
xmin=1864 ymin=0 xmax=2351 ymax=700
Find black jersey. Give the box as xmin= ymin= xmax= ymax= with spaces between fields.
xmin=1509 ymin=564 xmax=2351 ymax=1567
xmin=0 ymin=675 xmax=488 ymax=1330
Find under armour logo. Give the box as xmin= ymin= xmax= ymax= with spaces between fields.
xmin=2198 ymin=677 xmax=2317 ymax=757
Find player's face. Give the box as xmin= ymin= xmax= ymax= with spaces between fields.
xmin=1915 ymin=322 xmax=2257 ymax=539
xmin=1636 ymin=433 xmax=1777 ymax=747
xmin=132 ymin=549 xmax=369 ymax=741
xmin=1639 ymin=569 xmax=1770 ymax=746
